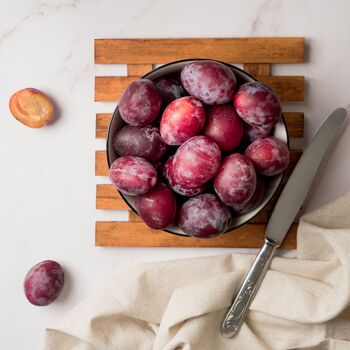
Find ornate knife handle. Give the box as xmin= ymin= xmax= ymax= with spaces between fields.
xmin=221 ymin=239 xmax=278 ymax=338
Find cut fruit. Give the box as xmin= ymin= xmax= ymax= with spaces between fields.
xmin=9 ymin=88 xmax=54 ymax=128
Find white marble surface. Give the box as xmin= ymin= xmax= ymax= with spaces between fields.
xmin=1 ymin=0 xmax=350 ymax=348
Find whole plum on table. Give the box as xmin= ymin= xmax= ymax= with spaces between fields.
xmin=181 ymin=60 xmax=237 ymax=105
xmin=154 ymin=76 xmax=186 ymax=104
xmin=178 ymin=193 xmax=232 ymax=238
xmin=135 ymin=182 xmax=176 ymax=229
xmin=24 ymin=260 xmax=64 ymax=306
xmin=163 ymin=156 xmax=205 ymax=197
xmin=234 ymin=82 xmax=281 ymax=126
xmin=119 ymin=79 xmax=162 ymax=126
xmin=214 ymin=153 xmax=257 ymax=211
xmin=203 ymin=104 xmax=243 ymax=152
xmin=160 ymin=96 xmax=206 ymax=145
xmin=245 ymin=136 xmax=289 ymax=176
xmin=172 ymin=136 xmax=221 ymax=189
xmin=109 ymin=156 xmax=157 ymax=196
xmin=113 ymin=125 xmax=167 ymax=161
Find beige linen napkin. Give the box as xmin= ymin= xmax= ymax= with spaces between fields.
xmin=45 ymin=192 xmax=350 ymax=350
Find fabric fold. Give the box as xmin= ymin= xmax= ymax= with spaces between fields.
xmin=45 ymin=192 xmax=350 ymax=350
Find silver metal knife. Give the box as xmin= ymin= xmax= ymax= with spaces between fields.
xmin=221 ymin=108 xmax=347 ymax=339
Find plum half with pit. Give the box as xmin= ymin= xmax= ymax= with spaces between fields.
xmin=109 ymin=156 xmax=157 ymax=196
xmin=245 ymin=136 xmax=289 ymax=176
xmin=181 ymin=60 xmax=237 ymax=105
xmin=178 ymin=193 xmax=232 ymax=238
xmin=160 ymin=96 xmax=206 ymax=145
xmin=24 ymin=260 xmax=64 ymax=306
xmin=155 ymin=76 xmax=186 ymax=105
xmin=119 ymin=79 xmax=162 ymax=126
xmin=214 ymin=153 xmax=257 ymax=210
xmin=163 ymin=156 xmax=205 ymax=197
xmin=113 ymin=125 xmax=167 ymax=161
xmin=135 ymin=182 xmax=176 ymax=229
xmin=9 ymin=88 xmax=54 ymax=128
xmin=234 ymin=82 xmax=281 ymax=126
xmin=172 ymin=136 xmax=221 ymax=189
xmin=203 ymin=104 xmax=243 ymax=152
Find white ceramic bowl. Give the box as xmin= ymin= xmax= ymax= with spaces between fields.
xmin=106 ymin=59 xmax=288 ymax=236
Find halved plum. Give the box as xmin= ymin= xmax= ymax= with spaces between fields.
xmin=9 ymin=88 xmax=54 ymax=128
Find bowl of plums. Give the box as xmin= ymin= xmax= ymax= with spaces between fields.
xmin=107 ymin=59 xmax=289 ymax=239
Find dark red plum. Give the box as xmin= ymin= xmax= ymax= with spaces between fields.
xmin=181 ymin=60 xmax=236 ymax=105
xmin=244 ymin=123 xmax=274 ymax=143
xmin=109 ymin=156 xmax=157 ymax=196
xmin=234 ymin=82 xmax=281 ymax=126
xmin=160 ymin=96 xmax=206 ymax=145
xmin=154 ymin=76 xmax=186 ymax=105
xmin=24 ymin=260 xmax=64 ymax=306
xmin=119 ymin=79 xmax=162 ymax=126
xmin=233 ymin=177 xmax=266 ymax=214
xmin=214 ymin=153 xmax=256 ymax=210
xmin=178 ymin=193 xmax=232 ymax=238
xmin=135 ymin=182 xmax=176 ymax=229
xmin=163 ymin=156 xmax=205 ymax=196
xmin=245 ymin=136 xmax=289 ymax=176
xmin=203 ymin=104 xmax=243 ymax=152
xmin=113 ymin=125 xmax=167 ymax=161
xmin=173 ymin=136 xmax=221 ymax=189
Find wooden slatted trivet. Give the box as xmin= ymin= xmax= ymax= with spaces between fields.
xmin=94 ymin=37 xmax=305 ymax=248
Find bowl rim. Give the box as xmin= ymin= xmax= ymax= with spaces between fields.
xmin=106 ymin=58 xmax=289 ymax=237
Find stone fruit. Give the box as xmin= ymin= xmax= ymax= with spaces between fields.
xmin=24 ymin=260 xmax=64 ymax=306
xmin=109 ymin=156 xmax=157 ymax=196
xmin=178 ymin=193 xmax=232 ymax=238
xmin=119 ymin=79 xmax=162 ymax=126
xmin=9 ymin=88 xmax=54 ymax=128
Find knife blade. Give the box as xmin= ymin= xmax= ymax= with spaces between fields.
xmin=267 ymin=108 xmax=347 ymax=244
xmin=221 ymin=108 xmax=347 ymax=339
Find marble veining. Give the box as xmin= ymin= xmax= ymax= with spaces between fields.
xmin=1 ymin=1 xmax=350 ymax=349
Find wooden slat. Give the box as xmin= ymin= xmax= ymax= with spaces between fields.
xmin=127 ymin=64 xmax=153 ymax=76
xmin=96 ymin=113 xmax=111 ymax=139
xmin=243 ymin=63 xmax=270 ymax=76
xmin=95 ymin=75 xmax=304 ymax=102
xmin=96 ymin=112 xmax=304 ymax=140
xmin=284 ymin=112 xmax=304 ymax=138
xmin=95 ymin=221 xmax=297 ymax=248
xmin=95 ymin=38 xmax=304 ymax=64
xmin=96 ymin=184 xmax=129 ymax=210
xmin=95 ymin=150 xmax=108 ymax=176
xmin=95 ymin=149 xmax=302 ymax=177
xmin=129 ymin=210 xmax=142 ymax=222
xmin=260 ymin=76 xmax=304 ymax=102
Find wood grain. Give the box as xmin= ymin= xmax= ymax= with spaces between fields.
xmin=96 ymin=112 xmax=304 ymax=140
xmin=96 ymin=113 xmax=111 ymax=139
xmin=96 ymin=184 xmax=129 ymax=210
xmin=95 ymin=38 xmax=305 ymax=64
xmin=284 ymin=112 xmax=304 ymax=138
xmin=95 ymin=221 xmax=297 ymax=248
xmin=94 ymin=37 xmax=305 ymax=249
xmin=95 ymin=75 xmax=304 ymax=102
xmin=243 ymin=63 xmax=270 ymax=76
xmin=95 ymin=150 xmax=108 ymax=176
xmin=127 ymin=64 xmax=153 ymax=76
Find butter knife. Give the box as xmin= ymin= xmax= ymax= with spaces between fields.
xmin=221 ymin=108 xmax=347 ymax=338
